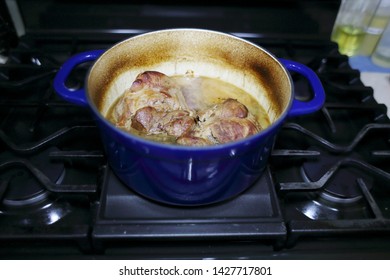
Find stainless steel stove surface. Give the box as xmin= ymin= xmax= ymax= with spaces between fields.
xmin=1 ymin=0 xmax=390 ymax=259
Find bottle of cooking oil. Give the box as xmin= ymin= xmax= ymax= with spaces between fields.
xmin=360 ymin=0 xmax=390 ymax=55
xmin=372 ymin=20 xmax=390 ymax=67
xmin=331 ymin=25 xmax=366 ymax=56
xmin=331 ymin=0 xmax=382 ymax=56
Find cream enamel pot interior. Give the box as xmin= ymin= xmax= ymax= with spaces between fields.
xmin=54 ymin=29 xmax=325 ymax=206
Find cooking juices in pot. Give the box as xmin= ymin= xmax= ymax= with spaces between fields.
xmin=106 ymin=71 xmax=270 ymax=146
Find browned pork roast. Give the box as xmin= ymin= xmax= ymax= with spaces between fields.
xmin=131 ymin=107 xmax=195 ymax=137
xmin=178 ymin=98 xmax=260 ymax=145
xmin=110 ymin=71 xmax=261 ymax=145
xmin=112 ymin=71 xmax=190 ymax=130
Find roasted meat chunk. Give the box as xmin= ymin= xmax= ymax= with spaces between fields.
xmin=131 ymin=107 xmax=195 ymax=138
xmin=208 ymin=118 xmax=259 ymax=144
xmin=160 ymin=110 xmax=195 ymax=137
xmin=200 ymin=98 xmax=249 ymax=120
xmin=112 ymin=71 xmax=189 ymax=129
xmin=110 ymin=71 xmax=262 ymax=146
xmin=189 ymin=98 xmax=260 ymax=144
xmin=130 ymin=106 xmax=162 ymax=133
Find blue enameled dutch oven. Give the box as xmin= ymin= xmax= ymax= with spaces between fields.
xmin=54 ymin=29 xmax=325 ymax=206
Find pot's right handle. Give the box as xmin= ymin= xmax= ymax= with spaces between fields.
xmin=279 ymin=59 xmax=325 ymax=118
xmin=54 ymin=50 xmax=105 ymax=106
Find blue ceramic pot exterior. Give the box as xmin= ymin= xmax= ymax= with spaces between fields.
xmin=97 ymin=116 xmax=277 ymax=205
xmin=54 ymin=29 xmax=325 ymax=206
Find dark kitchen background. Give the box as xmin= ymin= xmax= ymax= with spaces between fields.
xmin=1 ymin=0 xmax=390 ymax=259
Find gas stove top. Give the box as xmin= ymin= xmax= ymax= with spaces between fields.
xmin=1 ymin=1 xmax=390 ymax=259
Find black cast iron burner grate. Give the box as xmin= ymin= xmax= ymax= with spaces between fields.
xmin=270 ymin=53 xmax=390 ymax=247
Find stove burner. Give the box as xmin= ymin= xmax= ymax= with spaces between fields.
xmin=287 ymin=149 xmax=376 ymax=220
xmin=294 ymin=193 xmax=373 ymax=221
xmin=301 ymin=148 xmax=373 ymax=204
xmin=0 ymin=147 xmax=74 ymax=226
xmin=0 ymin=147 xmax=65 ymax=207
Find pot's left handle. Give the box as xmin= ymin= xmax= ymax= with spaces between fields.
xmin=54 ymin=50 xmax=105 ymax=106
xmin=279 ymin=59 xmax=325 ymax=118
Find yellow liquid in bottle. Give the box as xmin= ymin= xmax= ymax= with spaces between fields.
xmin=360 ymin=15 xmax=390 ymax=55
xmin=331 ymin=25 xmax=366 ymax=56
